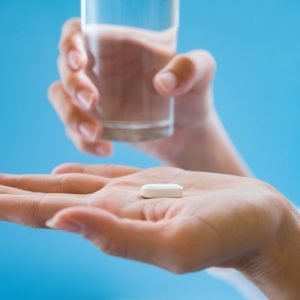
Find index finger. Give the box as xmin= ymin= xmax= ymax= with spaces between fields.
xmin=59 ymin=19 xmax=88 ymax=70
xmin=60 ymin=18 xmax=82 ymax=53
xmin=52 ymin=164 xmax=141 ymax=178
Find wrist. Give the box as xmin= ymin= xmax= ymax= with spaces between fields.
xmin=163 ymin=111 xmax=250 ymax=176
xmin=149 ymin=110 xmax=216 ymax=169
xmin=238 ymin=194 xmax=300 ymax=299
xmin=168 ymin=111 xmax=218 ymax=166
xmin=135 ymin=109 xmax=218 ymax=169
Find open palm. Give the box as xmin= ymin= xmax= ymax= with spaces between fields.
xmin=0 ymin=164 xmax=285 ymax=274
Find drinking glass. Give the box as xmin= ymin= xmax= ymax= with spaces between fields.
xmin=81 ymin=0 xmax=179 ymax=141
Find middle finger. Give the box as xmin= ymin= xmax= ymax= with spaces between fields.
xmin=57 ymin=55 xmax=99 ymax=111
xmin=0 ymin=192 xmax=85 ymax=228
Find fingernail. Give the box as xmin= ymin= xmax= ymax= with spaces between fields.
xmin=46 ymin=218 xmax=82 ymax=233
xmin=68 ymin=50 xmax=81 ymax=70
xmin=96 ymin=145 xmax=110 ymax=156
xmin=157 ymin=72 xmax=178 ymax=93
xmin=76 ymin=90 xmax=94 ymax=110
xmin=78 ymin=122 xmax=99 ymax=142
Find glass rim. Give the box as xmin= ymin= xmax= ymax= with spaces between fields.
xmin=81 ymin=0 xmax=180 ymax=30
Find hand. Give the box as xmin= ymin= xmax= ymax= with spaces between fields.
xmin=0 ymin=164 xmax=298 ymax=299
xmin=49 ymin=19 xmax=219 ymax=166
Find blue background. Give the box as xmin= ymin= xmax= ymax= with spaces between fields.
xmin=0 ymin=0 xmax=299 ymax=299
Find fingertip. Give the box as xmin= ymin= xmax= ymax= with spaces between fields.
xmin=62 ymin=18 xmax=81 ymax=37
xmin=154 ymin=54 xmax=203 ymax=98
xmin=95 ymin=142 xmax=114 ymax=157
xmin=48 ymin=207 xmax=114 ymax=231
xmin=75 ymin=90 xmax=97 ymax=111
xmin=78 ymin=121 xmax=102 ymax=143
xmin=52 ymin=163 xmax=78 ymax=175
xmin=46 ymin=206 xmax=89 ymax=232
xmin=48 ymin=81 xmax=62 ymax=100
xmin=154 ymin=71 xmax=178 ymax=97
xmin=47 ymin=206 xmax=84 ymax=223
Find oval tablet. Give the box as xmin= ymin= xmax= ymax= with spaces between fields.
xmin=141 ymin=183 xmax=183 ymax=199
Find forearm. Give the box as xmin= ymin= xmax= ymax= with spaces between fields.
xmin=162 ymin=112 xmax=250 ymax=176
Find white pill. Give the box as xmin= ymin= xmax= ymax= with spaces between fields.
xmin=141 ymin=183 xmax=183 ymax=199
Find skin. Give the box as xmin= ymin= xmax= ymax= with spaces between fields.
xmin=0 ymin=164 xmax=299 ymax=299
xmin=49 ymin=19 xmax=249 ymax=175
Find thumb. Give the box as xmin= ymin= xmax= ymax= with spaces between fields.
xmin=154 ymin=50 xmax=216 ymax=98
xmin=47 ymin=207 xmax=171 ymax=267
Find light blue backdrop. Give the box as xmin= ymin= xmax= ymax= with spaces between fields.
xmin=0 ymin=0 xmax=299 ymax=299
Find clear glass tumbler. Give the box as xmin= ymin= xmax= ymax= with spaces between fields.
xmin=81 ymin=0 xmax=179 ymax=142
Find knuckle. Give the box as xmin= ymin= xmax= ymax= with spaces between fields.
xmin=168 ymin=265 xmax=187 ymax=275
xmin=30 ymin=194 xmax=45 ymax=228
xmin=62 ymin=18 xmax=80 ymax=36
xmin=177 ymin=54 xmax=194 ymax=65
xmin=175 ymin=55 xmax=197 ymax=75
xmin=92 ymin=234 xmax=121 ymax=257
xmin=48 ymin=82 xmax=62 ymax=102
xmin=98 ymin=236 xmax=128 ymax=259
xmin=67 ymin=18 xmax=81 ymax=29
xmin=65 ymin=105 xmax=80 ymax=127
xmin=59 ymin=36 xmax=75 ymax=53
xmin=57 ymin=174 xmax=68 ymax=192
xmin=194 ymin=50 xmax=216 ymax=72
xmin=64 ymin=73 xmax=80 ymax=92
xmin=99 ymin=238 xmax=117 ymax=255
